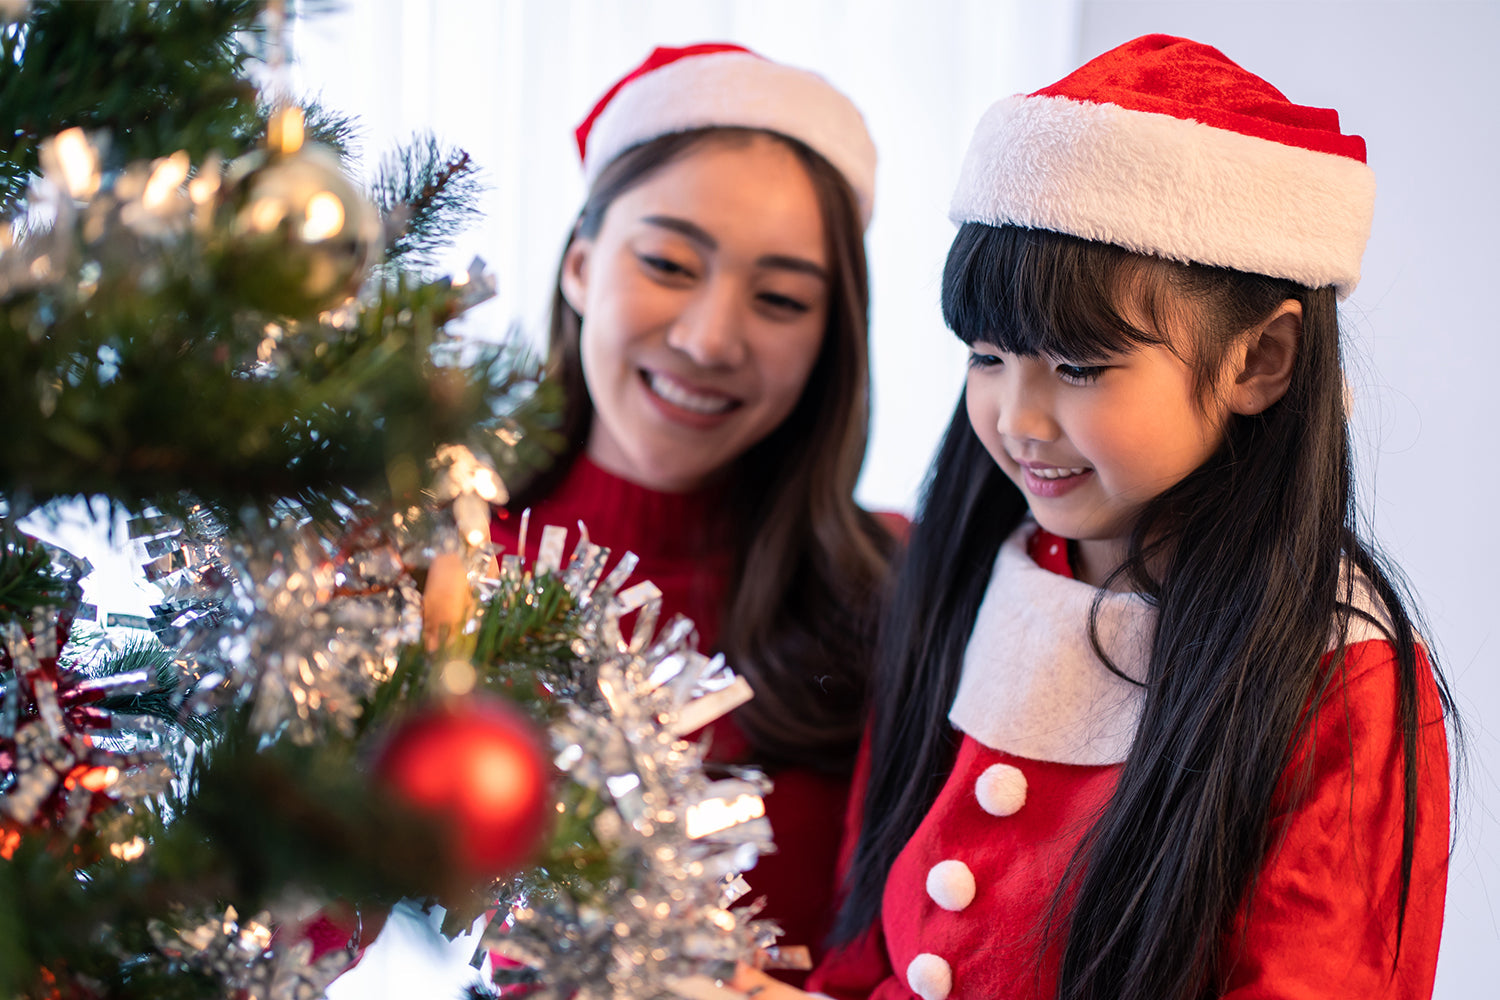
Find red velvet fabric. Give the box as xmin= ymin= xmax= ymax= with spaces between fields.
xmin=492 ymin=455 xmax=898 ymax=981
xmin=809 ymin=528 xmax=1449 ymax=1000
xmin=1033 ymin=34 xmax=1366 ymax=162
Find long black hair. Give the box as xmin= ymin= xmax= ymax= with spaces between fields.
xmin=832 ymin=224 xmax=1459 ymax=998
xmin=513 ymin=128 xmax=896 ymax=773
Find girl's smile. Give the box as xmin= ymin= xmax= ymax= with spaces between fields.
xmin=1015 ymin=460 xmax=1094 ymax=497
xmin=965 ymin=334 xmax=1233 ymax=586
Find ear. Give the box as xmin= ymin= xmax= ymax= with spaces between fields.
xmin=559 ymin=235 xmax=592 ymax=317
xmin=1227 ymin=299 xmax=1301 ymax=416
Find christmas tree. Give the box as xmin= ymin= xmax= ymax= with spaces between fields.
xmin=0 ymin=4 xmax=778 ymax=998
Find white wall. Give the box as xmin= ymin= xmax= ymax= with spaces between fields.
xmin=1072 ymin=5 xmax=1499 ymax=995
xmin=295 ymin=2 xmax=1500 ymax=996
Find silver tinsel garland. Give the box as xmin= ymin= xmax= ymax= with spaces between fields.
xmin=92 ymin=479 xmax=781 ymax=997
xmin=482 ymin=520 xmax=777 ymax=1000
xmin=0 ymin=547 xmax=175 ymax=846
xmin=132 ymin=501 xmax=424 ymax=744
xmin=149 ymin=904 xmax=358 ymax=1000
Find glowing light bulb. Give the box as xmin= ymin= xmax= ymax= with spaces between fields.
xmin=143 ymin=151 xmax=190 ymax=211
xmin=51 ymin=127 xmax=100 ymax=199
xmin=269 ymin=106 xmax=305 ymax=154
xmin=302 ymin=191 xmax=346 ymax=241
xmin=110 ymin=836 xmax=148 ymax=861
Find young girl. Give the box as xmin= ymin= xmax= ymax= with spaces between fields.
xmin=491 ymin=44 xmax=900 ymax=973
xmin=738 ymin=33 xmax=1455 ymax=1000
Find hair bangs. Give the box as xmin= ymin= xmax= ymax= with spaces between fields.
xmin=941 ymin=223 xmax=1165 ymax=362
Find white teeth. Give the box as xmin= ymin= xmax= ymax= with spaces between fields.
xmin=647 ymin=371 xmax=734 ymax=415
xmin=1029 ymin=466 xmax=1089 ymax=480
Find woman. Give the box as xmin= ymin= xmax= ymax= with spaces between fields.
xmin=492 ymin=43 xmax=901 ymax=974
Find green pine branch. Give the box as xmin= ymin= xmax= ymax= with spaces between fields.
xmin=0 ymin=0 xmax=264 ymax=215
xmin=0 ymin=245 xmax=546 ymax=519
xmin=0 ymin=1 xmax=362 ymax=218
xmin=77 ymin=634 xmax=221 ymax=746
xmin=374 ymin=132 xmax=486 ymax=271
xmin=0 ymin=521 xmax=75 ymax=625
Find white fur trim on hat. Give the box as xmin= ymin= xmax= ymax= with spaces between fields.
xmin=583 ymin=51 xmax=876 ymax=226
xmin=949 ymin=94 xmax=1376 ymax=296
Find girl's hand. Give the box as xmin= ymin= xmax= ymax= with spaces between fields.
xmin=730 ymin=964 xmax=819 ymax=999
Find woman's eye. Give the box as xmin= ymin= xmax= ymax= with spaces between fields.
xmin=639 ymin=253 xmax=693 ymax=279
xmin=757 ymin=291 xmax=811 ymax=315
xmin=967 ymin=350 xmax=1002 ymax=370
xmin=1056 ymin=363 xmax=1106 ymax=383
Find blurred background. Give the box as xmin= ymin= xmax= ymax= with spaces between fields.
xmin=281 ymin=2 xmax=1498 ymax=996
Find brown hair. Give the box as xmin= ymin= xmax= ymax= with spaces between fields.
xmin=511 ymin=128 xmax=895 ymax=772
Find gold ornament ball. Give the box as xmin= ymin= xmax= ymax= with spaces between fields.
xmin=224 ymin=145 xmax=383 ymax=315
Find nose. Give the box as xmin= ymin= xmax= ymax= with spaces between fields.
xmin=666 ymin=278 xmax=749 ymax=369
xmin=995 ymin=376 xmax=1059 ymax=444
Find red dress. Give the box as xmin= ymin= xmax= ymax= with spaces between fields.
xmin=809 ymin=524 xmax=1450 ymax=1000
xmin=492 ymin=455 xmax=885 ymax=978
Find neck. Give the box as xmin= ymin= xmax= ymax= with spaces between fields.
xmin=1072 ymin=536 xmax=1131 ymax=590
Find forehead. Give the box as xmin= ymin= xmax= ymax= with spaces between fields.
xmin=601 ymin=135 xmax=828 ymax=261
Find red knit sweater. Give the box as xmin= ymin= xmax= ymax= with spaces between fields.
xmin=492 ymin=455 xmax=870 ymax=978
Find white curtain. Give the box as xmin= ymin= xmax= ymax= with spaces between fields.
xmin=291 ymin=0 xmax=1082 ymax=514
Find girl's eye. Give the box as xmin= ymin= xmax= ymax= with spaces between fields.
xmin=1056 ymin=363 xmax=1107 ymax=384
xmin=967 ymin=351 xmax=1002 ymax=370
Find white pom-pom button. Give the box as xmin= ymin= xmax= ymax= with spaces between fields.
xmin=975 ymin=762 xmax=1027 ymax=816
xmin=906 ymin=952 xmax=953 ymax=1000
xmin=926 ymin=859 xmax=976 ymax=912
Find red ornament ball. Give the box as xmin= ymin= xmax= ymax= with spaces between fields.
xmin=372 ymin=695 xmax=552 ymax=877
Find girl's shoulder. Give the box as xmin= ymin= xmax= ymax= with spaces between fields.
xmin=1334 ymin=559 xmax=1398 ymax=630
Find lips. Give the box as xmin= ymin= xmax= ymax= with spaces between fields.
xmin=1015 ymin=458 xmax=1094 ymax=498
xmin=637 ymin=368 xmax=745 ymax=431
xmin=644 ymin=370 xmax=735 ymax=415
xmin=1026 ymin=464 xmax=1089 ymax=480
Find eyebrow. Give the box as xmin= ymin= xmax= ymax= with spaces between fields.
xmin=640 ymin=214 xmax=829 ymax=282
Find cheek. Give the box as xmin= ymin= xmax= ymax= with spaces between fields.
xmin=577 ymin=286 xmax=649 ymax=385
xmin=759 ymin=326 xmax=825 ymax=415
xmin=964 ymin=373 xmax=1000 ymax=439
xmin=576 ymin=322 xmax=615 ymax=403
xmin=964 ymin=378 xmax=1006 ymax=464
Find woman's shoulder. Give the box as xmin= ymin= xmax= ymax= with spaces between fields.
xmin=868 ymin=509 xmax=911 ymax=544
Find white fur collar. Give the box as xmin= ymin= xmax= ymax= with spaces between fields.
xmin=948 ymin=523 xmax=1155 ymax=765
xmin=947 ymin=523 xmax=1400 ymax=765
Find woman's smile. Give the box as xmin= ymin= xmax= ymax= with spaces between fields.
xmin=640 ymin=368 xmax=739 ymax=421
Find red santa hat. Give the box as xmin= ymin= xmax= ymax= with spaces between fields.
xmin=949 ymin=34 xmax=1375 ymax=296
xmin=575 ymin=43 xmax=877 ymax=227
